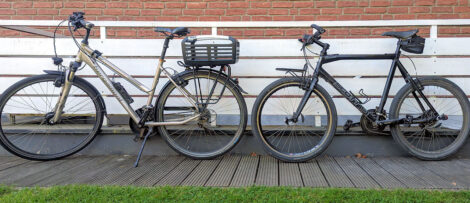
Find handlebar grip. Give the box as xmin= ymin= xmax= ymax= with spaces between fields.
xmin=79 ymin=19 xmax=94 ymax=29
xmin=311 ymin=24 xmax=325 ymax=34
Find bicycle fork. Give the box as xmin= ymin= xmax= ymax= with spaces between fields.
xmin=51 ymin=61 xmax=81 ymax=124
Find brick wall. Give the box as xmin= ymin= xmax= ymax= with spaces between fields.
xmin=0 ymin=0 xmax=469 ymax=38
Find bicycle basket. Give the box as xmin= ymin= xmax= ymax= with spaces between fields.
xmin=181 ymin=35 xmax=239 ymax=66
xmin=401 ymin=35 xmax=425 ymax=54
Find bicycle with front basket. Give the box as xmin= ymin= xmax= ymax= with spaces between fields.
xmin=0 ymin=12 xmax=247 ymax=166
xmin=251 ymin=24 xmax=470 ymax=162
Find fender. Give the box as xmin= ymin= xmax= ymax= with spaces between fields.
xmin=43 ymin=70 xmax=107 ymax=115
xmin=155 ymin=68 xmax=247 ymax=107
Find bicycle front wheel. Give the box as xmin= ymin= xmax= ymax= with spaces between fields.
xmin=156 ymin=70 xmax=247 ymax=159
xmin=0 ymin=74 xmax=104 ymax=160
xmin=251 ymin=77 xmax=337 ymax=162
xmin=390 ymin=77 xmax=470 ymax=160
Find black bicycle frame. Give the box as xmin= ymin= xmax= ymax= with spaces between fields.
xmin=291 ymin=40 xmax=437 ymax=124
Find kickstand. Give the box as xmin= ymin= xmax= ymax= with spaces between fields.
xmin=134 ymin=127 xmax=153 ymax=167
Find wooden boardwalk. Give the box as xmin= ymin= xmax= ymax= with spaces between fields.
xmin=0 ymin=155 xmax=469 ymax=189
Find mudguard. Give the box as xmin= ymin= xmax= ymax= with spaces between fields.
xmin=43 ymin=70 xmax=107 ymax=115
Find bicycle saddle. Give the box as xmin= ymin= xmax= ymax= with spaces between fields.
xmin=382 ymin=30 xmax=418 ymax=39
xmin=154 ymin=27 xmax=190 ymax=36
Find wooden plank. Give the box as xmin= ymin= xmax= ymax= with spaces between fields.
xmin=181 ymin=159 xmax=221 ymax=186
xmin=255 ymin=156 xmax=278 ymax=186
xmin=317 ymin=156 xmax=354 ymax=188
xmin=279 ymin=162 xmax=303 ymax=187
xmin=35 ymin=156 xmax=113 ymax=186
xmin=335 ymin=157 xmax=380 ymax=188
xmin=353 ymin=158 xmax=405 ymax=189
xmin=0 ymin=156 xmax=20 ymax=165
xmin=391 ymin=157 xmax=461 ymax=189
xmin=132 ymin=156 xmax=185 ymax=186
xmin=415 ymin=159 xmax=470 ymax=189
xmin=156 ymin=159 xmax=201 ymax=186
xmin=113 ymin=156 xmax=168 ymax=186
xmin=82 ymin=156 xmax=141 ymax=185
xmin=373 ymin=157 xmax=431 ymax=189
xmin=205 ymin=155 xmax=241 ymax=187
xmin=230 ymin=156 xmax=259 ymax=187
xmin=14 ymin=157 xmax=94 ymax=186
xmin=0 ymin=158 xmax=29 ymax=171
xmin=299 ymin=160 xmax=328 ymax=187
xmin=0 ymin=160 xmax=65 ymax=185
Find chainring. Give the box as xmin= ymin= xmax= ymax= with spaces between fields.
xmin=360 ymin=109 xmax=388 ymax=135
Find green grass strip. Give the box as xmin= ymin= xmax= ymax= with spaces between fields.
xmin=1 ymin=185 xmax=470 ymax=203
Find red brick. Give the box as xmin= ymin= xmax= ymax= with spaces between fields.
xmin=184 ymin=9 xmax=204 ymax=15
xmin=178 ymin=16 xmax=197 ymax=21
xmin=269 ymin=9 xmax=289 ymax=15
xmin=338 ymin=15 xmax=360 ymax=20
xmin=337 ymin=1 xmax=357 ymax=7
xmin=315 ymin=1 xmax=336 ymax=8
xmin=108 ymin=2 xmax=128 ymax=8
xmin=437 ymin=0 xmax=458 ymax=5
xmin=299 ymin=8 xmax=320 ymax=15
xmin=226 ymin=9 xmax=245 ymax=15
xmin=125 ymin=10 xmax=140 ymax=16
xmin=166 ymin=3 xmax=185 ymax=8
xmin=273 ymin=16 xmax=293 ymax=21
xmin=38 ymin=9 xmax=58 ymax=15
xmin=156 ymin=16 xmax=177 ymax=21
xmin=439 ymin=27 xmax=460 ymax=33
xmin=163 ymin=9 xmax=181 ymax=15
xmin=116 ymin=30 xmax=136 ymax=37
xmin=13 ymin=2 xmax=32 ymax=8
xmin=432 ymin=6 xmax=453 ymax=12
xmin=461 ymin=28 xmax=470 ymax=34
xmin=437 ymin=13 xmax=460 ymax=18
xmin=285 ymin=29 xmax=307 ymax=36
xmin=142 ymin=9 xmax=161 ymax=16
xmin=12 ymin=16 xmax=32 ymax=20
xmin=135 ymin=16 xmax=155 ymax=21
xmin=86 ymin=3 xmax=105 ymax=8
xmin=365 ymin=7 xmax=387 ymax=14
xmin=294 ymin=2 xmax=314 ymax=7
xmin=247 ymin=9 xmax=267 ymax=15
xmin=245 ymin=30 xmax=264 ymax=36
xmin=144 ymin=3 xmax=164 ymax=9
xmin=265 ymin=29 xmax=283 ymax=36
xmin=392 ymin=0 xmax=413 ymax=6
xmin=221 ymin=16 xmax=241 ymax=21
xmin=230 ymin=2 xmax=249 ymax=8
xmin=84 ymin=9 xmax=101 ymax=15
xmin=33 ymin=16 xmax=53 ymax=20
xmin=417 ymin=13 xmax=439 ymax=18
xmin=252 ymin=16 xmax=272 ymax=21
xmin=371 ymin=0 xmax=390 ymax=7
xmin=64 ymin=2 xmax=84 ymax=8
xmin=329 ymin=29 xmax=349 ymax=35
xmin=0 ymin=9 xmax=14 ymax=15
xmin=205 ymin=9 xmax=224 ymax=15
xmin=388 ymin=7 xmax=408 ymax=13
xmin=104 ymin=9 xmax=123 ymax=15
xmin=361 ymin=15 xmax=382 ymax=20
xmin=316 ymin=15 xmax=337 ymax=20
xmin=251 ymin=2 xmax=271 ymax=8
xmin=223 ymin=30 xmax=243 ymax=36
xmin=208 ymin=2 xmax=228 ymax=8
xmin=394 ymin=14 xmax=416 ymax=19
xmin=0 ymin=3 xmax=9 ymax=8
xmin=33 ymin=2 xmax=53 ymax=8
xmin=272 ymin=2 xmax=293 ymax=8
xmin=344 ymin=8 xmax=364 ymax=14
xmin=199 ymin=16 xmax=219 ymax=21
xmin=455 ymin=6 xmax=470 ymax=13
xmin=321 ymin=8 xmax=342 ymax=14
xmin=351 ymin=28 xmax=371 ymax=35
xmin=187 ymin=2 xmax=206 ymax=9
xmin=17 ymin=9 xmax=36 ymax=15
xmin=415 ymin=0 xmax=435 ymax=6
xmin=410 ymin=7 xmax=431 ymax=13
xmin=128 ymin=2 xmax=142 ymax=9
xmin=295 ymin=16 xmax=315 ymax=21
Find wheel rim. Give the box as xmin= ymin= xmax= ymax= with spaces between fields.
xmin=395 ymin=83 xmax=465 ymax=154
xmin=257 ymin=82 xmax=332 ymax=158
xmin=0 ymin=78 xmax=99 ymax=157
xmin=158 ymin=73 xmax=244 ymax=157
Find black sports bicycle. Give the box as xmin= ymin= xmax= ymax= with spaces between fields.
xmin=251 ymin=24 xmax=470 ymax=162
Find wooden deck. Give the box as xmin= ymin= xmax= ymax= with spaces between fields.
xmin=1 ymin=155 xmax=469 ymax=189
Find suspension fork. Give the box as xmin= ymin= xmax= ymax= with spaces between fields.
xmin=51 ymin=61 xmax=81 ymax=123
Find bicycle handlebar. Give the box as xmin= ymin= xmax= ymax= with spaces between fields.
xmin=69 ymin=12 xmax=94 ymax=31
xmin=298 ymin=24 xmax=328 ymax=50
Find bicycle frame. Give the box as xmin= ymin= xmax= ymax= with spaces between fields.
xmin=52 ymin=40 xmax=200 ymax=126
xmin=291 ymin=40 xmax=437 ymax=124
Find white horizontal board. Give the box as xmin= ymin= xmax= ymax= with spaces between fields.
xmin=1 ymin=57 xmax=470 ymax=77
xmin=0 ymin=38 xmax=468 ymax=57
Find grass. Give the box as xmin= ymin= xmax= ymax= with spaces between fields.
xmin=0 ymin=185 xmax=470 ymax=203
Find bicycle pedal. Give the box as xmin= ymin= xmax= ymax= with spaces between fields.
xmin=343 ymin=120 xmax=360 ymax=131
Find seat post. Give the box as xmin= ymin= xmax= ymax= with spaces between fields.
xmin=160 ymin=36 xmax=172 ymax=61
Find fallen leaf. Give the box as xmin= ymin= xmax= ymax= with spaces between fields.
xmin=250 ymin=152 xmax=257 ymax=157
xmin=361 ymin=155 xmax=367 ymax=159
xmin=452 ymin=182 xmax=457 ymax=186
xmin=355 ymin=153 xmax=362 ymax=158
xmin=345 ymin=155 xmax=351 ymax=158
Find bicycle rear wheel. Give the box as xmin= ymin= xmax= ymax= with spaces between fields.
xmin=390 ymin=77 xmax=470 ymax=160
xmin=251 ymin=77 xmax=337 ymax=162
xmin=0 ymin=74 xmax=104 ymax=160
xmin=155 ymin=69 xmax=247 ymax=159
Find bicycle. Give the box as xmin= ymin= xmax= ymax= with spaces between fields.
xmin=0 ymin=12 xmax=247 ymax=167
xmin=251 ymin=24 xmax=470 ymax=162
